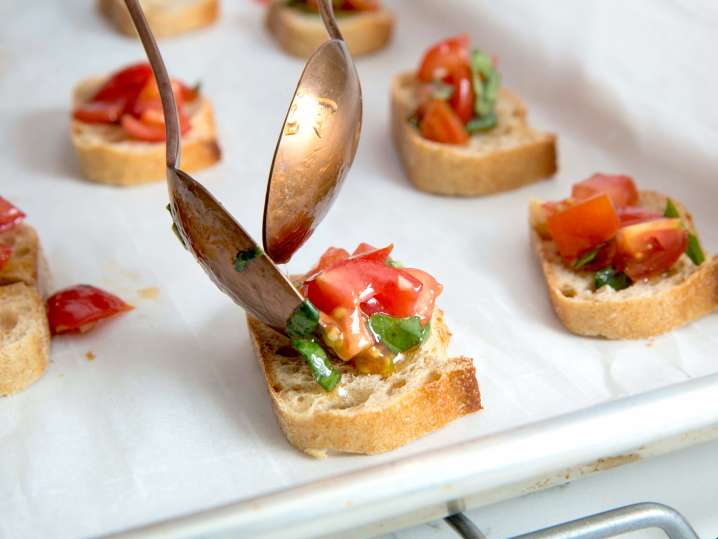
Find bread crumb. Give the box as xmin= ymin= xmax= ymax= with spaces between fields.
xmin=85 ymin=351 xmax=96 ymax=361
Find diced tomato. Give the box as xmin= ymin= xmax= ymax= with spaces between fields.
xmin=131 ymin=78 xmax=185 ymax=116
xmin=417 ymin=34 xmax=470 ymax=83
xmin=0 ymin=197 xmax=26 ymax=232
xmin=420 ymin=99 xmax=470 ymax=145
xmin=319 ymin=307 xmax=374 ymax=360
xmin=615 ymin=218 xmax=688 ymax=280
xmin=617 ymin=206 xmax=662 ymax=227
xmin=73 ymin=100 xmax=125 ymax=123
xmin=575 ymin=241 xmax=617 ymax=272
xmin=121 ymin=114 xmax=167 ymax=142
xmin=448 ymin=64 xmax=475 ymax=124
xmin=307 ymin=247 xmax=350 ymax=277
xmin=350 ymin=243 xmax=393 ymax=263
xmin=0 ymin=244 xmax=11 ymax=270
xmin=46 ymin=285 xmax=133 ymax=336
xmin=344 ymin=0 xmax=379 ymax=10
xmin=547 ymin=194 xmax=620 ymax=260
xmin=92 ymin=63 xmax=153 ymax=103
xmin=179 ymin=81 xmax=200 ymax=102
xmin=572 ymin=173 xmax=639 ymax=208
xmin=401 ymin=268 xmax=442 ymax=323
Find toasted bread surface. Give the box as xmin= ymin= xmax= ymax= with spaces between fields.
xmin=0 ymin=224 xmax=41 ymax=288
xmin=0 ymin=283 xmax=51 ymax=396
xmin=248 ymin=309 xmax=481 ymax=457
xmin=266 ymin=1 xmax=394 ymax=58
xmin=71 ymin=77 xmax=221 ymax=186
xmin=99 ymin=0 xmax=219 ymax=38
xmin=391 ymin=72 xmax=557 ymax=196
xmin=531 ymin=191 xmax=718 ymax=339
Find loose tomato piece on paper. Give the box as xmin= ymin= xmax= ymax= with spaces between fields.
xmin=0 ymin=197 xmax=26 ymax=232
xmin=547 ymin=194 xmax=620 ymax=260
xmin=615 ymin=218 xmax=688 ymax=280
xmin=47 ymin=285 xmax=133 ymax=336
xmin=420 ymin=99 xmax=470 ymax=145
xmin=417 ymin=33 xmax=470 ymax=82
xmin=572 ymin=173 xmax=639 ymax=208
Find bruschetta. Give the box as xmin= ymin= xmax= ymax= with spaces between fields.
xmin=266 ymin=0 xmax=394 ymax=58
xmin=247 ymin=243 xmax=481 ymax=457
xmin=71 ymin=63 xmax=221 ymax=186
xmin=392 ymin=34 xmax=557 ymax=196
xmin=99 ymin=0 xmax=220 ymax=38
xmin=530 ymin=174 xmax=718 ymax=338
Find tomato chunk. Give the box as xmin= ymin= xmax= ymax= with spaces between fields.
xmin=0 ymin=245 xmax=11 ymax=270
xmin=572 ymin=173 xmax=639 ymax=208
xmin=617 ymin=206 xmax=662 ymax=227
xmin=547 ymin=194 xmax=620 ymax=260
xmin=307 ymin=247 xmax=350 ymax=277
xmin=47 ymin=285 xmax=133 ymax=336
xmin=401 ymin=268 xmax=443 ymax=323
xmin=92 ymin=63 xmax=153 ymax=103
xmin=344 ymin=0 xmax=379 ymax=10
xmin=420 ymin=99 xmax=469 ymax=145
xmin=73 ymin=100 xmax=125 ymax=123
xmin=417 ymin=34 xmax=470 ymax=82
xmin=448 ymin=64 xmax=475 ymax=124
xmin=615 ymin=218 xmax=687 ymax=280
xmin=0 ymin=197 xmax=26 ymax=232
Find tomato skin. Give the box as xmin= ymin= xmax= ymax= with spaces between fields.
xmin=420 ymin=99 xmax=470 ymax=145
xmin=417 ymin=34 xmax=470 ymax=83
xmin=572 ymin=173 xmax=639 ymax=208
xmin=0 ymin=197 xmax=26 ymax=232
xmin=615 ymin=218 xmax=688 ymax=280
xmin=401 ymin=268 xmax=442 ymax=323
xmin=0 ymin=244 xmax=11 ymax=270
xmin=46 ymin=285 xmax=132 ymax=336
xmin=307 ymin=247 xmax=350 ymax=277
xmin=92 ymin=63 xmax=153 ymax=103
xmin=617 ymin=206 xmax=662 ymax=227
xmin=73 ymin=100 xmax=125 ymax=123
xmin=547 ymin=194 xmax=620 ymax=260
xmin=448 ymin=64 xmax=475 ymax=124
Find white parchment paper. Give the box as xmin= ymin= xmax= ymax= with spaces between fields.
xmin=1 ymin=1 xmax=717 ymax=537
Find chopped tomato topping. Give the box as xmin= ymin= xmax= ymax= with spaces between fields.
xmin=0 ymin=245 xmax=11 ymax=270
xmin=0 ymin=197 xmax=26 ymax=232
xmin=615 ymin=219 xmax=688 ymax=280
xmin=572 ymin=173 xmax=639 ymax=208
xmin=73 ymin=100 xmax=125 ymax=123
xmin=617 ymin=206 xmax=662 ymax=227
xmin=343 ymin=0 xmax=379 ymax=10
xmin=401 ymin=268 xmax=443 ymax=323
xmin=547 ymin=194 xmax=620 ymax=260
xmin=448 ymin=64 xmax=475 ymax=124
xmin=121 ymin=114 xmax=167 ymax=142
xmin=420 ymin=99 xmax=470 ymax=145
xmin=47 ymin=285 xmax=133 ymax=336
xmin=417 ymin=33 xmax=470 ymax=83
xmin=307 ymin=247 xmax=350 ymax=277
xmin=92 ymin=63 xmax=153 ymax=104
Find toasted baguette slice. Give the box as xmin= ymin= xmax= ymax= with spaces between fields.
xmin=266 ymin=1 xmax=394 ymax=58
xmin=248 ymin=309 xmax=481 ymax=457
xmin=0 ymin=283 xmax=51 ymax=396
xmin=391 ymin=72 xmax=557 ymax=196
xmin=0 ymin=224 xmax=42 ymax=288
xmin=99 ymin=0 xmax=219 ymax=38
xmin=71 ymin=77 xmax=221 ymax=186
xmin=531 ymin=191 xmax=718 ymax=339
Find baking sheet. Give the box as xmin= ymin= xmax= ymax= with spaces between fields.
xmin=1 ymin=0 xmax=718 ymax=537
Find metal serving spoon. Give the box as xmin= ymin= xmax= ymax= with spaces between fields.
xmin=123 ymin=0 xmax=361 ymax=332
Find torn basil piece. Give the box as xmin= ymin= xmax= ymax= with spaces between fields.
xmin=663 ymin=198 xmax=680 ymax=218
xmin=291 ymin=337 xmax=340 ymax=391
xmin=574 ymin=247 xmax=599 ymax=270
xmin=368 ymin=314 xmax=430 ymax=355
xmin=234 ymin=246 xmax=263 ymax=272
xmin=469 ymin=49 xmax=500 ymax=125
xmin=686 ymin=233 xmax=706 ymax=265
xmin=165 ymin=203 xmax=187 ymax=250
xmin=287 ymin=299 xmax=320 ymax=339
xmin=594 ymin=268 xmax=631 ymax=291
xmin=466 ymin=111 xmax=497 ymax=133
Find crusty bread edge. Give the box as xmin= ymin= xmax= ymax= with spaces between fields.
xmin=98 ymin=0 xmax=219 ymax=38
xmin=70 ymin=77 xmax=222 ymax=186
xmin=531 ymin=192 xmax=718 ymax=339
xmin=391 ymin=72 xmax=558 ymax=197
xmin=247 ymin=311 xmax=481 ymax=457
xmin=266 ymin=1 xmax=394 ymax=58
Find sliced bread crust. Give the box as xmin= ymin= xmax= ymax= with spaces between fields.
xmin=0 ymin=283 xmax=51 ymax=396
xmin=531 ymin=191 xmax=718 ymax=339
xmin=71 ymin=77 xmax=221 ymax=186
xmin=266 ymin=1 xmax=394 ymax=58
xmin=391 ymin=72 xmax=557 ymax=196
xmin=247 ymin=308 xmax=481 ymax=457
xmin=99 ymin=0 xmax=219 ymax=38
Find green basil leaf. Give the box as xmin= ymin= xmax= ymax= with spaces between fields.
xmin=594 ymin=268 xmax=631 ymax=291
xmin=466 ymin=112 xmax=497 ymax=133
xmin=291 ymin=337 xmax=341 ymax=391
xmin=574 ymin=247 xmax=599 ymax=270
xmin=166 ymin=203 xmax=187 ymax=250
xmin=469 ymin=49 xmax=500 ymax=119
xmin=664 ymin=198 xmax=680 ymax=218
xmin=386 ymin=256 xmax=402 ymax=268
xmin=686 ymin=233 xmax=706 ymax=265
xmin=368 ymin=315 xmax=430 ymax=354
xmin=286 ymin=299 xmax=320 ymax=339
xmin=234 ymin=246 xmax=263 ymax=272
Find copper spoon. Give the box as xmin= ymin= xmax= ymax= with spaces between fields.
xmin=123 ymin=0 xmax=360 ymax=331
xmin=263 ymin=0 xmax=362 ymax=263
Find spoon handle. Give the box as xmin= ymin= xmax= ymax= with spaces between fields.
xmin=123 ymin=0 xmax=181 ymax=170
xmin=317 ymin=0 xmax=344 ymax=42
